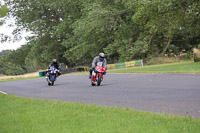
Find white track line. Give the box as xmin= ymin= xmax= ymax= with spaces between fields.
xmin=0 ymin=91 xmax=7 ymax=95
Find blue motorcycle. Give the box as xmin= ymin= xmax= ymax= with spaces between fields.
xmin=46 ymin=66 xmax=58 ymax=86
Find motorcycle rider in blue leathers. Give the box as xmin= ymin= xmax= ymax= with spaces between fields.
xmin=89 ymin=53 xmax=107 ymax=79
xmin=46 ymin=59 xmax=61 ymax=78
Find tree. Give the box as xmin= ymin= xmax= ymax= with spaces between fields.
xmin=1 ymin=0 xmax=199 ymax=75
xmin=0 ymin=4 xmax=8 ymax=25
xmin=131 ymin=0 xmax=200 ymax=56
xmin=0 ymin=3 xmax=9 ymax=43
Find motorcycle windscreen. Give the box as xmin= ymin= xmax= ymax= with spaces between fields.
xmin=50 ymin=66 xmax=56 ymax=71
xmin=97 ymin=62 xmax=103 ymax=68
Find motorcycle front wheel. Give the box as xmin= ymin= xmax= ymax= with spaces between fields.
xmin=48 ymin=75 xmax=55 ymax=86
xmin=97 ymin=74 xmax=102 ymax=86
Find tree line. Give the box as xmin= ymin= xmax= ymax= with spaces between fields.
xmin=0 ymin=0 xmax=199 ymax=75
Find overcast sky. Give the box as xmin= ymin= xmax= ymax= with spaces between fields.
xmin=0 ymin=21 xmax=27 ymax=52
xmin=0 ymin=0 xmax=26 ymax=52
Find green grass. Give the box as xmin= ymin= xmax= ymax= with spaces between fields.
xmin=108 ymin=62 xmax=200 ymax=74
xmin=0 ymin=72 xmax=88 ymax=82
xmin=0 ymin=76 xmax=40 ymax=82
xmin=0 ymin=94 xmax=199 ymax=133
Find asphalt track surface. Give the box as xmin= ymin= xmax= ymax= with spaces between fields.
xmin=1 ymin=73 xmax=200 ymax=118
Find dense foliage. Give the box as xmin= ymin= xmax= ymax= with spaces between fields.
xmin=0 ymin=0 xmax=199 ymax=75
xmin=0 ymin=3 xmax=8 ymax=25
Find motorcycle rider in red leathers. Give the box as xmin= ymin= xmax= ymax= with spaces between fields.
xmin=89 ymin=53 xmax=107 ymax=79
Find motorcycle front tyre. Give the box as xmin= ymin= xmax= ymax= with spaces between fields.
xmin=97 ymin=74 xmax=102 ymax=86
xmin=51 ymin=75 xmax=55 ymax=86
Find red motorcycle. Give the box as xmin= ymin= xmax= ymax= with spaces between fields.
xmin=91 ymin=62 xmax=106 ymax=86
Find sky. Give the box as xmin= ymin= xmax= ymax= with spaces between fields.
xmin=0 ymin=0 xmax=26 ymax=52
xmin=0 ymin=20 xmax=27 ymax=52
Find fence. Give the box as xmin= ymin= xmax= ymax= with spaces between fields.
xmin=39 ymin=67 xmax=85 ymax=77
xmin=125 ymin=61 xmax=135 ymax=67
xmin=107 ymin=60 xmax=143 ymax=70
xmin=39 ymin=60 xmax=143 ymax=77
xmin=115 ymin=62 xmax=125 ymax=69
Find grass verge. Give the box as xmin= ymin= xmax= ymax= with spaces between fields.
xmin=0 ymin=76 xmax=40 ymax=82
xmin=108 ymin=62 xmax=200 ymax=74
xmin=0 ymin=94 xmax=200 ymax=133
xmin=0 ymin=72 xmax=88 ymax=82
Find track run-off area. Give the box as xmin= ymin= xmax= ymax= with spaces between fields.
xmin=0 ymin=73 xmax=200 ymax=118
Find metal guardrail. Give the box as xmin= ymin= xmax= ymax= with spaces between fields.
xmin=61 ymin=68 xmax=85 ymax=74
xmin=39 ymin=67 xmax=85 ymax=77
xmin=107 ymin=60 xmax=143 ymax=70
xmin=39 ymin=60 xmax=143 ymax=76
xmin=115 ymin=62 xmax=125 ymax=69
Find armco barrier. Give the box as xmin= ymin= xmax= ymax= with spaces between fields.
xmin=39 ymin=67 xmax=85 ymax=77
xmin=38 ymin=71 xmax=46 ymax=77
xmin=61 ymin=67 xmax=85 ymax=74
xmin=135 ymin=60 xmax=143 ymax=66
xmin=107 ymin=64 xmax=115 ymax=69
xmin=39 ymin=71 xmax=43 ymax=77
xmin=107 ymin=60 xmax=143 ymax=70
xmin=115 ymin=62 xmax=125 ymax=69
xmin=39 ymin=60 xmax=143 ymax=76
xmin=125 ymin=61 xmax=135 ymax=67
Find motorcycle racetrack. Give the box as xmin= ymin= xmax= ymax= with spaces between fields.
xmin=1 ymin=73 xmax=200 ymax=118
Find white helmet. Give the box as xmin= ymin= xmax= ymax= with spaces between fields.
xmin=53 ymin=59 xmax=57 ymax=63
xmin=99 ymin=53 xmax=105 ymax=61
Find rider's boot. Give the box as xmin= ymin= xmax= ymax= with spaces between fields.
xmin=46 ymin=73 xmax=49 ymax=79
xmin=89 ymin=69 xmax=93 ymax=79
xmin=89 ymin=73 xmax=91 ymax=79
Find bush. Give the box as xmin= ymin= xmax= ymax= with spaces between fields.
xmin=194 ymin=55 xmax=200 ymax=62
xmin=144 ymin=57 xmax=180 ymax=65
xmin=2 ymin=65 xmax=25 ymax=75
xmin=193 ymin=48 xmax=200 ymax=62
xmin=179 ymin=53 xmax=193 ymax=60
